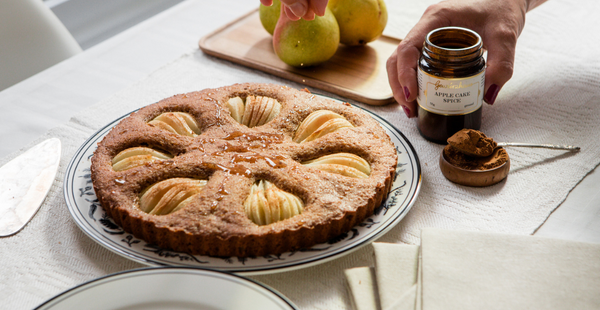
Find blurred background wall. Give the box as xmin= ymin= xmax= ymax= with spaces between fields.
xmin=46 ymin=0 xmax=184 ymax=50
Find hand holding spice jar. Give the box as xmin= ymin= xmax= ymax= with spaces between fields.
xmin=387 ymin=0 xmax=548 ymax=120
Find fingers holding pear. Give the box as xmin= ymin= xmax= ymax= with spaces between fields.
xmin=260 ymin=0 xmax=388 ymax=67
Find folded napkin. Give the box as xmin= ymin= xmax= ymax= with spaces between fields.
xmin=420 ymin=228 xmax=600 ymax=310
xmin=345 ymin=267 xmax=380 ymax=310
xmin=373 ymin=243 xmax=419 ymax=310
xmin=347 ymin=229 xmax=600 ymax=310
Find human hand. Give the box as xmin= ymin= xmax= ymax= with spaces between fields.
xmin=260 ymin=0 xmax=329 ymax=21
xmin=387 ymin=0 xmax=547 ymax=118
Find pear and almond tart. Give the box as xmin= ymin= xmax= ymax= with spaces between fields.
xmin=90 ymin=83 xmax=397 ymax=257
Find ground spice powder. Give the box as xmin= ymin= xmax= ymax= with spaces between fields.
xmin=447 ymin=129 xmax=497 ymax=157
xmin=444 ymin=145 xmax=509 ymax=170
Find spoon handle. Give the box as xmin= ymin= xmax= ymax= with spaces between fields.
xmin=497 ymin=142 xmax=580 ymax=151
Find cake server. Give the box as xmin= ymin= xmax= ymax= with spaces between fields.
xmin=0 ymin=138 xmax=61 ymax=237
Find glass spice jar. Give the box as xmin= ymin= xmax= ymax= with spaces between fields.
xmin=416 ymin=27 xmax=485 ymax=144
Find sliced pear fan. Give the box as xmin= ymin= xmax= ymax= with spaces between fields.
xmin=293 ymin=110 xmax=353 ymax=143
xmin=139 ymin=178 xmax=207 ymax=215
xmin=244 ymin=180 xmax=304 ymax=226
xmin=227 ymin=96 xmax=281 ymax=128
xmin=302 ymin=153 xmax=371 ymax=178
xmin=112 ymin=147 xmax=173 ymax=171
xmin=148 ymin=112 xmax=200 ymax=136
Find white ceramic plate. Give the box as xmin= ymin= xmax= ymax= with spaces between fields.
xmin=35 ymin=267 xmax=297 ymax=310
xmin=64 ymin=103 xmax=421 ymax=275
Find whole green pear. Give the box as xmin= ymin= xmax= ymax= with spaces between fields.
xmin=273 ymin=7 xmax=340 ymax=67
xmin=259 ymin=0 xmax=281 ymax=35
xmin=328 ymin=0 xmax=388 ymax=46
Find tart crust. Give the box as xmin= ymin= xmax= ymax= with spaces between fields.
xmin=90 ymin=83 xmax=397 ymax=257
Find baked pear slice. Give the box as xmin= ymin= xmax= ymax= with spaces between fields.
xmin=244 ymin=180 xmax=304 ymax=226
xmin=227 ymin=95 xmax=281 ymax=128
xmin=242 ymin=95 xmax=259 ymax=127
xmin=148 ymin=112 xmax=200 ymax=137
xmin=139 ymin=178 xmax=208 ymax=215
xmin=302 ymin=153 xmax=371 ymax=178
xmin=294 ymin=110 xmax=353 ymax=143
xmin=227 ymin=97 xmax=245 ymax=123
xmin=112 ymin=147 xmax=173 ymax=171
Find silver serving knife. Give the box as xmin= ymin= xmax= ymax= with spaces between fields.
xmin=0 ymin=138 xmax=61 ymax=237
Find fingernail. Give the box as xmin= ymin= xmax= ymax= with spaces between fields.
xmin=403 ymin=86 xmax=410 ymax=101
xmin=402 ymin=105 xmax=412 ymax=118
xmin=288 ymin=2 xmax=307 ymax=17
xmin=284 ymin=6 xmax=301 ymax=20
xmin=484 ymin=84 xmax=500 ymax=105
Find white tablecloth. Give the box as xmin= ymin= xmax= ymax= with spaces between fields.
xmin=1 ymin=0 xmax=600 ymax=309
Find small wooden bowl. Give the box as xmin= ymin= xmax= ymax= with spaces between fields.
xmin=439 ymin=150 xmax=510 ymax=187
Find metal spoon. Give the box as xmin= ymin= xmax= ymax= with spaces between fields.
xmin=449 ymin=141 xmax=580 ymax=157
xmin=496 ymin=142 xmax=580 ymax=152
xmin=447 ymin=128 xmax=581 ymax=157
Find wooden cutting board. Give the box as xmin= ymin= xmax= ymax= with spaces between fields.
xmin=199 ymin=9 xmax=402 ymax=106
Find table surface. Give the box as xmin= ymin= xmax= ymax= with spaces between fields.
xmin=1 ymin=0 xmax=599 ymax=309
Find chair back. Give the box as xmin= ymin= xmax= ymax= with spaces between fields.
xmin=0 ymin=0 xmax=82 ymax=91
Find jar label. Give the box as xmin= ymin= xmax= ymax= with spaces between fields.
xmin=417 ymin=69 xmax=485 ymax=115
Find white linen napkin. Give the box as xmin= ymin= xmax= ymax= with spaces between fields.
xmin=345 ymin=267 xmax=380 ymax=310
xmin=372 ymin=243 xmax=419 ymax=310
xmin=420 ymin=228 xmax=600 ymax=310
xmin=347 ymin=230 xmax=600 ymax=310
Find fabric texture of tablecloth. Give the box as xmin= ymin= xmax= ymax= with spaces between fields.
xmin=1 ymin=0 xmax=600 ymax=309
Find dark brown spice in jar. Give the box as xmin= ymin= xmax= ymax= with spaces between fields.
xmin=417 ymin=27 xmax=485 ymax=144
